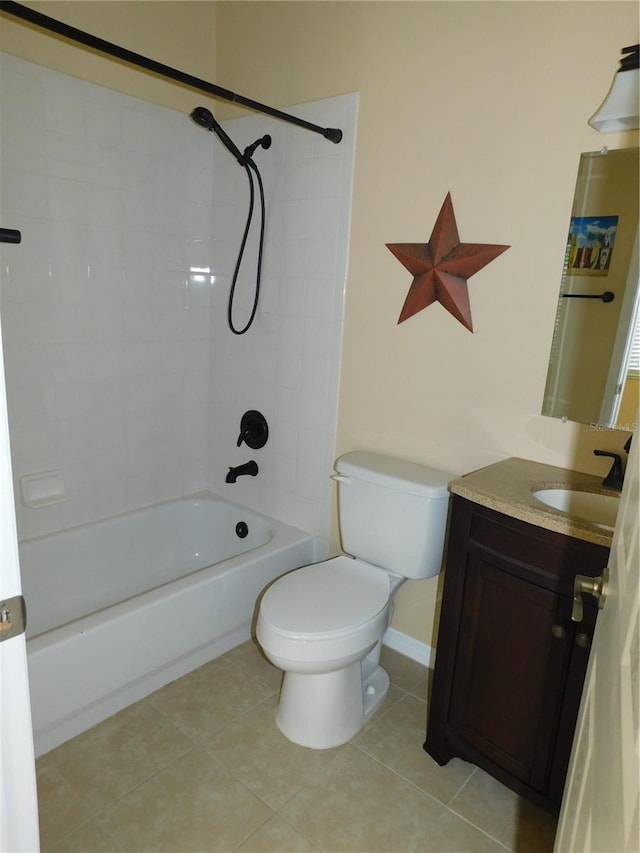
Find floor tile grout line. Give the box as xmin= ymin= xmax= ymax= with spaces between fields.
xmin=42 ymin=744 xmax=178 ymax=829
xmin=221 ymin=646 xmax=285 ymax=692
xmin=349 ymin=737 xmax=467 ymax=810
xmin=360 ymin=690 xmax=408 ymax=729
xmin=148 ymin=686 xmax=279 ymax=746
xmin=40 ymin=752 xmax=140 ymax=853
xmin=448 ymin=764 xmax=478 ymax=806
xmin=230 ymin=808 xmax=320 ymax=853
xmin=41 ymin=815 xmax=92 ymax=853
xmin=52 ymin=812 xmax=126 ymax=853
xmin=61 ymin=742 xmax=277 ymax=853
xmin=444 ymin=766 xmax=529 ymax=853
xmin=265 ymin=739 xmax=354 ymax=816
xmin=226 ymin=801 xmax=281 ymax=853
xmin=348 ymin=740 xmax=514 ymax=852
xmin=199 ymin=728 xmax=299 ymax=815
xmin=327 ymin=740 xmax=513 ymax=853
xmin=49 ymin=742 xmax=216 ymax=846
xmin=439 ymin=802 xmax=515 ymax=853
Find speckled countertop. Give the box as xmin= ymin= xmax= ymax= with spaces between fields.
xmin=449 ymin=457 xmax=616 ymax=547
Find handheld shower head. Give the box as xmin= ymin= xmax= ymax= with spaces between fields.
xmin=190 ymin=107 xmax=272 ymax=167
xmin=188 ymin=107 xmax=271 ymax=335
xmin=190 ymin=105 xmax=245 ymax=166
xmin=190 ymin=106 xmax=215 ymax=131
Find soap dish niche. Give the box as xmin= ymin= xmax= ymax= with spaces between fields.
xmin=20 ymin=470 xmax=66 ymax=508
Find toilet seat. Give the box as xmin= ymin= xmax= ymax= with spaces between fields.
xmin=260 ymin=555 xmax=390 ymax=640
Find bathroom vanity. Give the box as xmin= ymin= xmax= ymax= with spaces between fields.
xmin=425 ymin=458 xmax=614 ymax=814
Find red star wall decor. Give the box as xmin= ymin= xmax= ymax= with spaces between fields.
xmin=386 ymin=193 xmax=509 ymax=331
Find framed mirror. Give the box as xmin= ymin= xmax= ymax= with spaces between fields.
xmin=542 ymin=148 xmax=639 ymax=428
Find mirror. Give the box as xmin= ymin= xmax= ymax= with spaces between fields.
xmin=542 ymin=148 xmax=639 ymax=428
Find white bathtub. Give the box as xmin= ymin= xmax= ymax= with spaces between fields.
xmin=20 ymin=494 xmax=315 ymax=756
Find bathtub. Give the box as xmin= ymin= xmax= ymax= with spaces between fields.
xmin=20 ymin=494 xmax=315 ymax=756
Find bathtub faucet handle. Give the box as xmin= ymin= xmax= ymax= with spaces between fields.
xmin=236 ymin=410 xmax=269 ymax=449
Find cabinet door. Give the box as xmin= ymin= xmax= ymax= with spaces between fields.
xmin=448 ymin=553 xmax=573 ymax=792
xmin=547 ymin=601 xmax=597 ymax=805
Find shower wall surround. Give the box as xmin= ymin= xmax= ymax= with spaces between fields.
xmin=0 ymin=53 xmax=357 ymax=551
xmin=207 ymin=97 xmax=356 ymax=553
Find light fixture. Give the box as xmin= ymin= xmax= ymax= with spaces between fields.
xmin=588 ymin=44 xmax=639 ymax=132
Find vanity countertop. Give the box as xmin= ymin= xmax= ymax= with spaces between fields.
xmin=449 ymin=457 xmax=616 ymax=547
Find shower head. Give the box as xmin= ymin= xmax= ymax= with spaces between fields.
xmin=190 ymin=105 xmax=245 ymax=166
xmin=190 ymin=106 xmax=271 ymax=167
xmin=190 ymin=106 xmax=216 ymax=132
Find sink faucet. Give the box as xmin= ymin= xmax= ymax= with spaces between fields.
xmin=225 ymin=460 xmax=259 ymax=483
xmin=593 ymin=449 xmax=624 ymax=491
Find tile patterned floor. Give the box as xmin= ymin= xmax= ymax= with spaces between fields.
xmin=36 ymin=642 xmax=558 ymax=852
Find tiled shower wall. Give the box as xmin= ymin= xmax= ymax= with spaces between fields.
xmin=206 ymin=97 xmax=357 ymax=552
xmin=0 ymin=53 xmax=356 ymax=550
xmin=0 ymin=54 xmax=215 ymax=539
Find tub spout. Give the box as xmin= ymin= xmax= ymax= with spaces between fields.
xmin=226 ymin=461 xmax=259 ymax=483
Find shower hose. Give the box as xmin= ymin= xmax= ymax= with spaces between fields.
xmin=228 ymin=160 xmax=266 ymax=335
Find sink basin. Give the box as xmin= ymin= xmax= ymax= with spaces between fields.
xmin=532 ymin=488 xmax=620 ymax=530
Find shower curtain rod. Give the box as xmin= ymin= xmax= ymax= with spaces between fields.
xmin=0 ymin=1 xmax=343 ymax=144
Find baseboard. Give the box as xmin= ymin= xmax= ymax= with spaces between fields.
xmin=383 ymin=626 xmax=434 ymax=669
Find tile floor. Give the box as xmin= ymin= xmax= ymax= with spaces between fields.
xmin=36 ymin=642 xmax=558 ymax=852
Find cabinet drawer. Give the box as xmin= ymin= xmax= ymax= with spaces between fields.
xmin=466 ymin=500 xmax=609 ymax=596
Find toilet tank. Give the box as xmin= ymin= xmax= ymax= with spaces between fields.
xmin=334 ymin=451 xmax=455 ymax=579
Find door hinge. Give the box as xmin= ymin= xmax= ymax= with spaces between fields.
xmin=0 ymin=595 xmax=27 ymax=643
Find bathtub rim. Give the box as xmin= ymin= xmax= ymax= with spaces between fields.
xmin=26 ymin=500 xmax=313 ymax=648
xmin=22 ymin=490 xmax=292 ymax=641
xmin=18 ymin=489 xmax=276 ymax=546
xmin=24 ymin=494 xmax=316 ymax=756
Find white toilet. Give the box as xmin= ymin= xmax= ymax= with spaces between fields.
xmin=256 ymin=451 xmax=454 ymax=749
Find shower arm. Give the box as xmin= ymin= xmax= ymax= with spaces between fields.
xmin=0 ymin=1 xmax=343 ymax=145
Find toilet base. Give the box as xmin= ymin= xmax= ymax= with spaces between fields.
xmin=275 ymin=662 xmax=390 ymax=749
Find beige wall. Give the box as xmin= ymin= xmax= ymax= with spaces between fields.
xmin=217 ymin=1 xmax=638 ymax=646
xmin=0 ymin=2 xmax=217 ymax=112
xmin=1 ymin=1 xmax=638 ymax=648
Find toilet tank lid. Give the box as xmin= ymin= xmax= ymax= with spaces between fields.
xmin=335 ymin=451 xmax=455 ymax=499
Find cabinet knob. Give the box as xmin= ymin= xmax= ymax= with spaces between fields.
xmin=575 ymin=633 xmax=591 ymax=650
xmin=551 ymin=624 xmax=566 ymax=640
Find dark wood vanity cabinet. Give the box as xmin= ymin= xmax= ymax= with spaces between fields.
xmin=425 ymin=495 xmax=610 ymax=813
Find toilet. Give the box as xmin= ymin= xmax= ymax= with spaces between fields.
xmin=256 ymin=451 xmax=454 ymax=749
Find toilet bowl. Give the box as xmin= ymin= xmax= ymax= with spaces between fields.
xmin=256 ymin=451 xmax=454 ymax=749
xmin=257 ymin=555 xmax=399 ymax=747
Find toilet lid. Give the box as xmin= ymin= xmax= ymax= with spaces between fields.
xmin=260 ymin=556 xmax=390 ymax=637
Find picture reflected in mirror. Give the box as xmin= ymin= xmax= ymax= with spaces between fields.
xmin=542 ymin=148 xmax=639 ymax=428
